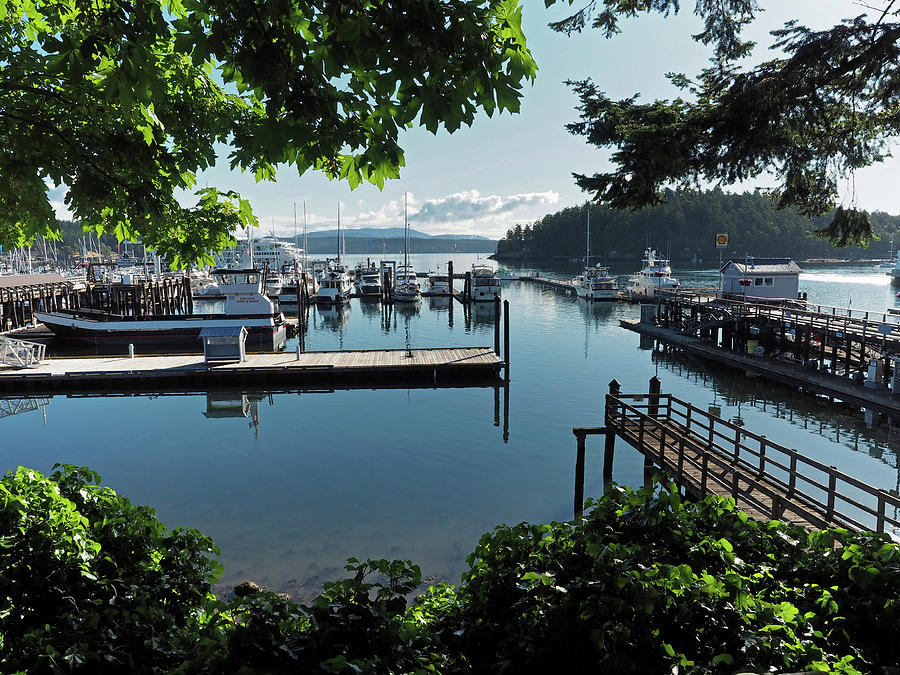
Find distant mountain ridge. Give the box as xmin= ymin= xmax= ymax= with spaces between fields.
xmin=303 ymin=227 xmax=491 ymax=240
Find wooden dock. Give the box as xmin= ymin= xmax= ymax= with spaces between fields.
xmin=621 ymin=318 xmax=900 ymax=416
xmin=573 ymin=379 xmax=900 ymax=534
xmin=0 ymin=347 xmax=504 ymax=393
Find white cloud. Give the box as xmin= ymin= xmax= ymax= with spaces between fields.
xmin=263 ymin=190 xmax=561 ymax=239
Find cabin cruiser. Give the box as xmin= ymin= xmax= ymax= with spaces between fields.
xmin=471 ymin=263 xmax=501 ymax=301
xmin=34 ymin=268 xmax=287 ymax=348
xmin=317 ymin=264 xmax=353 ymax=304
xmin=626 ymin=249 xmax=679 ymax=299
xmin=356 ymin=264 xmax=383 ymax=298
xmin=573 ymin=265 xmax=619 ymax=301
xmin=427 ymin=271 xmax=451 ymax=294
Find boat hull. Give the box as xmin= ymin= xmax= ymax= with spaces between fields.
xmin=34 ymin=311 xmax=286 ymax=349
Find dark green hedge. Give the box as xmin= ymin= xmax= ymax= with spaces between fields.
xmin=2 ymin=467 xmax=898 ymax=674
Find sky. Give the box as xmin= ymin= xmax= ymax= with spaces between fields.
xmin=55 ymin=1 xmax=896 ymax=240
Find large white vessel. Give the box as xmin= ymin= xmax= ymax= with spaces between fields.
xmin=34 ymin=269 xmax=287 ymax=348
xmin=626 ymin=249 xmax=679 ymax=299
xmin=573 ymin=265 xmax=619 ymax=301
xmin=471 ymin=263 xmax=501 ymax=301
xmin=233 ymin=235 xmax=304 ymax=275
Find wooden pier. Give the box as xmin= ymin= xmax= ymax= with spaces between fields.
xmin=622 ymin=292 xmax=900 ymax=416
xmin=573 ymin=378 xmax=900 ymax=535
xmin=0 ymin=347 xmax=504 ymax=393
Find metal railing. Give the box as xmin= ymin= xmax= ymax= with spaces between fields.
xmin=0 ymin=336 xmax=46 ymax=369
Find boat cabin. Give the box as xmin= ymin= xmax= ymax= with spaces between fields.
xmin=719 ymin=258 xmax=802 ymax=302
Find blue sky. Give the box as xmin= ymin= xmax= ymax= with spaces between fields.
xmin=55 ymin=1 xmax=892 ymax=240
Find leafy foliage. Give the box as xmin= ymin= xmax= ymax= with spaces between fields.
xmin=0 ymin=0 xmax=536 ymax=263
xmin=5 ymin=467 xmax=900 ymax=673
xmin=546 ymin=0 xmax=900 ymax=246
xmin=0 ymin=465 xmax=222 ymax=673
xmin=495 ymin=189 xmax=900 ymax=262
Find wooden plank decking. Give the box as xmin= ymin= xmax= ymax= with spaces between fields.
xmin=0 ymin=347 xmax=504 ymax=393
xmin=585 ymin=388 xmax=900 ymax=535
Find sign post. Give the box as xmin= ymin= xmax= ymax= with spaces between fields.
xmin=715 ymin=234 xmax=728 ymax=294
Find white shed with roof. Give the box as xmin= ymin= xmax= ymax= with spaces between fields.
xmin=719 ymin=258 xmax=802 ymax=301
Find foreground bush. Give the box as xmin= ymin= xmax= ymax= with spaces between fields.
xmin=3 ymin=467 xmax=900 ymax=673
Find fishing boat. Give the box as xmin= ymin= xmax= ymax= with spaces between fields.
xmin=392 ymin=193 xmax=421 ymax=302
xmin=471 ymin=263 xmax=501 ymax=301
xmin=33 ymin=268 xmax=287 ymax=348
xmin=626 ymin=249 xmax=679 ymax=300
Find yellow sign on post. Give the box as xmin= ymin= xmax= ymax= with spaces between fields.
xmin=715 ymin=233 xmax=728 ymax=248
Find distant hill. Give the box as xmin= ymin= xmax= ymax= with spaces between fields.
xmin=305 ymin=227 xmax=491 ymax=241
xmin=304 ymin=236 xmax=496 ymax=255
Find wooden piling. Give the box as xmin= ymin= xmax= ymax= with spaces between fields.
xmin=503 ymin=299 xmax=510 ymax=375
xmin=494 ymin=295 xmax=501 ymax=356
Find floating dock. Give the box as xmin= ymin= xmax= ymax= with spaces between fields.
xmin=0 ymin=347 xmax=504 ymax=393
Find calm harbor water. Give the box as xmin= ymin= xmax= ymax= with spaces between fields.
xmin=3 ymin=254 xmax=900 ymax=599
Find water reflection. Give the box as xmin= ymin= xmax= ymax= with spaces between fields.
xmin=0 ymin=396 xmax=49 ymax=422
xmin=650 ymin=348 xmax=900 ymax=471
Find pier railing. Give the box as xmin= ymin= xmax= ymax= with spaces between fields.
xmin=601 ymin=383 xmax=900 ymax=534
xmin=0 ymin=336 xmax=45 ymax=369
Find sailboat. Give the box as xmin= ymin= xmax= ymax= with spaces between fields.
xmin=878 ymin=234 xmax=895 ymax=269
xmin=571 ymin=206 xmax=618 ymax=301
xmin=316 ymin=204 xmax=353 ymax=304
xmin=392 ymin=193 xmax=421 ymax=302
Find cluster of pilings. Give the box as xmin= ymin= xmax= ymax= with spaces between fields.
xmin=1 ymin=274 xmax=81 ymax=331
xmin=658 ymin=294 xmax=900 ymax=383
xmin=81 ymin=275 xmax=193 ymax=316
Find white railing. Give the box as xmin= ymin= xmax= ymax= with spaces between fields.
xmin=0 ymin=336 xmax=46 ymax=368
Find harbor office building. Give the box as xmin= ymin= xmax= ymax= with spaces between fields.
xmin=719 ymin=258 xmax=802 ymax=301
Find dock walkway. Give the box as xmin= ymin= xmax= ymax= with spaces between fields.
xmin=0 ymin=347 xmax=504 ymax=393
xmin=574 ymin=380 xmax=900 ymax=535
xmin=621 ymin=318 xmax=900 ymax=416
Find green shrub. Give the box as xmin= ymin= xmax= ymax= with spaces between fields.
xmin=4 ymin=467 xmax=900 ymax=674
xmin=0 ymin=465 xmax=221 ymax=673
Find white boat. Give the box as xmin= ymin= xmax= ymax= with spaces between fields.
xmin=572 ymin=207 xmax=618 ymax=301
xmin=34 ymin=268 xmax=287 ymax=348
xmin=626 ymin=249 xmax=679 ymax=299
xmin=427 ymin=270 xmax=451 ymax=294
xmin=316 ymin=206 xmax=353 ymax=304
xmin=235 ymin=234 xmax=304 ymax=273
xmin=392 ymin=193 xmax=421 ymax=302
xmin=356 ymin=264 xmax=383 ymax=298
xmin=573 ymin=265 xmax=619 ymax=301
xmin=471 ymin=263 xmax=501 ymax=301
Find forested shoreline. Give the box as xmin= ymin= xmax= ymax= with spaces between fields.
xmin=494 ymin=190 xmax=900 ymax=263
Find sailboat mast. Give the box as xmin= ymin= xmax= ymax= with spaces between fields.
xmin=404 ymin=192 xmax=408 ymax=270
xmin=303 ymin=201 xmax=308 ymax=268
xmin=586 ymin=205 xmax=591 ymax=266
xmin=337 ymin=203 xmax=341 ymax=266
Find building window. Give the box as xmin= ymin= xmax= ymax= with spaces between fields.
xmin=765 ymin=278 xmax=773 ymax=286
xmin=754 ymin=277 xmax=763 ymax=286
